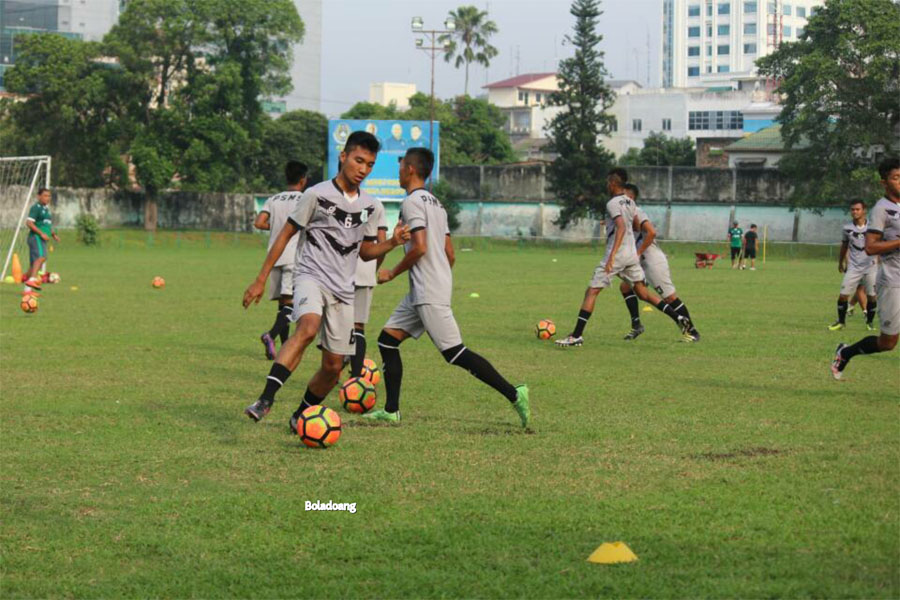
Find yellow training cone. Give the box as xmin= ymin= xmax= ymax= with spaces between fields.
xmin=587 ymin=542 xmax=638 ymax=564
xmin=11 ymin=252 xmax=23 ymax=283
xmin=642 ymin=305 xmax=653 ymax=312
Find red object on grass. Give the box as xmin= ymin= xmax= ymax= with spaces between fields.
xmin=694 ymin=253 xmax=721 ymax=268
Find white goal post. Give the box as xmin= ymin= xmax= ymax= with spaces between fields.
xmin=0 ymin=156 xmax=51 ymax=281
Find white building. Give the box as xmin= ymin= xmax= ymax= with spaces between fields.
xmin=369 ymin=82 xmax=416 ymax=110
xmin=661 ymin=0 xmax=822 ymax=88
xmin=278 ymin=0 xmax=321 ymax=113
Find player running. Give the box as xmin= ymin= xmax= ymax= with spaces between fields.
xmin=619 ymin=183 xmax=700 ymax=342
xmin=242 ymin=132 xmax=409 ymax=430
xmin=556 ymin=168 xmax=692 ymax=347
xmin=254 ymin=161 xmax=308 ymax=359
xmin=831 ymin=158 xmax=900 ymax=379
xmin=828 ymin=200 xmax=878 ymax=331
xmin=23 ymin=187 xmax=59 ymax=292
xmin=362 ymin=147 xmax=530 ymax=427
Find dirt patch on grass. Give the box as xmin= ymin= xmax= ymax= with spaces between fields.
xmin=691 ymin=447 xmax=783 ymax=461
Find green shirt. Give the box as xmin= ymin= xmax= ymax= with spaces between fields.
xmin=729 ymin=227 xmax=743 ymax=248
xmin=27 ymin=202 xmax=52 ymax=237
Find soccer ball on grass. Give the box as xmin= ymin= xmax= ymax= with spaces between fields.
xmin=296 ymin=405 xmax=342 ymax=448
xmin=535 ymin=319 xmax=556 ymax=340
xmin=339 ymin=377 xmax=377 ymax=414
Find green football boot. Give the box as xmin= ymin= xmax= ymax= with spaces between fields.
xmin=362 ymin=409 xmax=401 ymax=423
xmin=827 ymin=321 xmax=844 ymax=331
xmin=513 ymin=384 xmax=531 ymax=428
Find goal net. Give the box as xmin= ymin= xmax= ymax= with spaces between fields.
xmin=0 ymin=156 xmax=51 ymax=281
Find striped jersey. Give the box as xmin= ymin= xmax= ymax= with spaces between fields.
xmin=261 ymin=190 xmax=303 ymax=267
xmin=841 ymin=220 xmax=874 ymax=271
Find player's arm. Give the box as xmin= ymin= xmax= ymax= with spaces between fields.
xmin=243 ymin=220 xmax=299 ymax=307
xmin=444 ymin=234 xmax=455 ymax=268
xmin=26 ymin=218 xmax=48 ymax=241
xmin=837 ymin=241 xmax=848 ymax=272
xmin=636 ymin=220 xmax=656 ymax=258
xmin=865 ymin=231 xmax=900 ymax=256
xmin=359 ymin=221 xmax=409 ymax=262
xmin=375 ymin=227 xmax=388 ymax=269
xmin=604 ymin=216 xmax=626 ymax=273
xmin=254 ymin=211 xmax=270 ymax=230
xmin=377 ymin=228 xmax=425 ymax=283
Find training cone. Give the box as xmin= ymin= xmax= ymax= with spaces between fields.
xmin=587 ymin=542 xmax=638 ymax=564
xmin=11 ymin=253 xmax=22 ymax=283
xmin=642 ymin=305 xmax=653 ymax=313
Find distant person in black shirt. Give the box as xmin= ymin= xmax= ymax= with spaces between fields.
xmin=741 ymin=224 xmax=759 ymax=270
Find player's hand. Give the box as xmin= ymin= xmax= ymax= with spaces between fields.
xmin=838 ymin=263 xmax=846 ymax=273
xmin=604 ymin=261 xmax=614 ymax=275
xmin=377 ymin=269 xmax=394 ymax=284
xmin=242 ymin=280 xmax=265 ymax=308
xmin=41 ymin=233 xmax=50 ymax=242
xmin=52 ymin=233 xmax=60 ymax=243
xmin=391 ymin=222 xmax=410 ymax=246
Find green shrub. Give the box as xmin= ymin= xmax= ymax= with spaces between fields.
xmin=75 ymin=213 xmax=99 ymax=246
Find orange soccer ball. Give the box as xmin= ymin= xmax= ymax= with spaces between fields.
xmin=297 ymin=405 xmax=342 ymax=448
xmin=535 ymin=319 xmax=556 ymax=340
xmin=360 ymin=357 xmax=381 ymax=386
xmin=152 ymin=276 xmax=165 ymax=288
xmin=20 ymin=294 xmax=39 ymax=314
xmin=339 ymin=377 xmax=377 ymax=414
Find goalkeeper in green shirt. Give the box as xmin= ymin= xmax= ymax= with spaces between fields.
xmin=24 ymin=188 xmax=59 ymax=291
xmin=727 ymin=221 xmax=743 ymax=268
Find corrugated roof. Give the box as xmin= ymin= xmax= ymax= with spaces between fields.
xmin=726 ymin=125 xmax=796 ymax=152
xmin=484 ymin=73 xmax=557 ymax=89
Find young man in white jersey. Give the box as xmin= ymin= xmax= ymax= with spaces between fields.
xmin=363 ymin=148 xmax=530 ymax=427
xmin=556 ymin=168 xmax=691 ymax=347
xmin=241 ymin=132 xmax=409 ymax=430
xmin=828 ymin=200 xmax=878 ymax=331
xmin=254 ymin=161 xmax=308 ymax=359
xmin=350 ymin=200 xmax=388 ymax=377
xmin=831 ymin=158 xmax=900 ymax=379
xmin=618 ymin=183 xmax=700 ymax=342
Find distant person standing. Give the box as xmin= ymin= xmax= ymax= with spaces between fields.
xmin=728 ymin=221 xmax=743 ymax=268
xmin=254 ymin=161 xmax=308 ymax=359
xmin=23 ymin=187 xmax=59 ymax=292
xmin=740 ymin=224 xmax=759 ymax=270
xmin=829 ymin=201 xmax=878 ymax=332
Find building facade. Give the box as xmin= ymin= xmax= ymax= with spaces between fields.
xmin=278 ymin=0 xmax=321 ymax=113
xmin=369 ymin=82 xmax=416 ymax=110
xmin=662 ymin=0 xmax=822 ymax=89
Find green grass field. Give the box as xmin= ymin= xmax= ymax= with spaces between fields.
xmin=2 ymin=231 xmax=898 ymax=598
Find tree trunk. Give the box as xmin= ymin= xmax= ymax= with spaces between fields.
xmin=464 ymin=63 xmax=470 ymax=96
xmin=144 ymin=190 xmax=158 ymax=232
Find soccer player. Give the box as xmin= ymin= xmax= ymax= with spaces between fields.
xmin=241 ymin=131 xmax=409 ymax=430
xmin=619 ymin=183 xmax=700 ymax=342
xmin=254 ymin=161 xmax=308 ymax=359
xmin=23 ymin=187 xmax=59 ymax=292
xmin=728 ymin=221 xmax=743 ymax=268
xmin=829 ymin=200 xmax=878 ymax=331
xmin=362 ymin=147 xmax=530 ymax=427
xmin=740 ymin=224 xmax=759 ymax=270
xmin=831 ymin=157 xmax=900 ymax=379
xmin=350 ymin=199 xmax=388 ymax=377
xmin=555 ymin=168 xmax=691 ymax=347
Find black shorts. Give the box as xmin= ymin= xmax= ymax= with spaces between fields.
xmin=731 ymin=247 xmax=742 ymax=260
xmin=745 ymin=248 xmax=757 ymax=259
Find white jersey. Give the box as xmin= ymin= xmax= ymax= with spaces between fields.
xmin=354 ymin=198 xmax=389 ymax=287
xmin=604 ymin=194 xmax=639 ymax=265
xmin=402 ymin=188 xmax=452 ymax=306
xmin=634 ymin=207 xmax=668 ymax=265
xmin=841 ymin=220 xmax=875 ymax=271
xmin=261 ymin=190 xmax=303 ymax=267
xmin=869 ymin=197 xmax=900 ymax=288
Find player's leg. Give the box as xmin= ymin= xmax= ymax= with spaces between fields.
xmin=260 ymin=267 xmax=291 ymax=359
xmin=633 ymin=281 xmax=690 ymax=333
xmin=287 ymin=348 xmax=346 ymax=434
xmin=832 ymin=270 xmax=861 ymax=330
xmin=24 ymin=236 xmax=44 ymax=290
xmin=831 ymin=287 xmax=898 ymax=379
xmin=864 ymin=271 xmax=877 ymax=330
xmin=558 ymin=263 xmax=609 ymax=347
xmin=620 ymin=281 xmax=643 ymax=340
xmin=350 ymin=286 xmax=374 ymax=378
xmin=364 ymin=295 xmax=422 ymax=422
xmin=730 ymin=247 xmax=739 ymax=268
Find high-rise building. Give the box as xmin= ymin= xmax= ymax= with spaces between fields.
xmin=662 ymin=0 xmax=823 ymax=88
xmin=279 ymin=0 xmax=321 ymax=113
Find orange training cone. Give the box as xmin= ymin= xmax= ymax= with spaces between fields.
xmin=11 ymin=253 xmax=23 ymax=283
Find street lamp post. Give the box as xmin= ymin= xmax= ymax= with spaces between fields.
xmin=411 ymin=16 xmax=455 ymax=159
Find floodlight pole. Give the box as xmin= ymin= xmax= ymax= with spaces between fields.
xmin=412 ymin=18 xmax=455 ymax=166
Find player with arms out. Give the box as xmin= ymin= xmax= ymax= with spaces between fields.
xmin=619 ymin=183 xmax=700 ymax=342
xmin=556 ymin=168 xmax=691 ymax=347
xmin=254 ymin=161 xmax=308 ymax=359
xmin=828 ymin=200 xmax=878 ymax=331
xmin=363 ymin=148 xmax=530 ymax=427
xmin=831 ymin=158 xmax=900 ymax=379
xmin=242 ymin=132 xmax=409 ymax=430
xmin=23 ymin=187 xmax=59 ymax=291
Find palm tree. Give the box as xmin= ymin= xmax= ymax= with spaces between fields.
xmin=438 ymin=6 xmax=499 ymax=97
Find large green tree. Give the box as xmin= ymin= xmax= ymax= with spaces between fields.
xmin=438 ymin=6 xmax=499 ymax=96
xmin=757 ymin=0 xmax=900 ymax=206
xmin=545 ymin=0 xmax=616 ymax=228
xmin=257 ymin=109 xmax=328 ymax=191
xmin=619 ymin=132 xmax=695 ymax=166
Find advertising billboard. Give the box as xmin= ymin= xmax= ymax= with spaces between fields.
xmin=327 ymin=119 xmax=440 ymax=202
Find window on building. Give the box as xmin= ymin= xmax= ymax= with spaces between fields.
xmin=797 ymin=6 xmax=806 ymax=17
xmin=707 ymin=65 xmax=713 ymax=73
xmin=707 ymin=24 xmax=713 ymax=36
xmin=767 ymin=23 xmax=776 ymax=34
xmin=717 ymin=65 xmax=730 ymax=72
xmin=688 ymin=66 xmax=700 ymax=76
xmin=783 ymin=25 xmax=792 ymax=36
xmin=810 ymin=6 xmax=817 ymax=15
xmin=689 ymin=110 xmax=743 ymax=130
xmin=717 ymin=44 xmax=730 ymax=55
xmin=718 ymin=24 xmax=730 ymax=35
xmin=688 ymin=4 xmax=701 ymax=16
xmin=744 ymin=42 xmax=757 ymax=53
xmin=688 ymin=46 xmax=701 ymax=56
xmin=718 ymin=2 xmax=730 ymax=14
xmin=707 ymin=45 xmax=713 ymax=56
xmin=744 ymin=22 xmax=757 ymax=34
xmin=707 ymin=3 xmax=713 ymax=15
xmin=767 ymin=1 xmax=776 ymax=13
xmin=662 ymin=118 xmax=672 ymax=131
xmin=744 ymin=1 xmax=757 ymax=12
xmin=518 ymin=90 xmax=529 ymax=104
xmin=610 ymin=119 xmax=618 ymax=132
xmin=783 ymin=3 xmax=792 ymax=15
xmin=688 ymin=26 xmax=701 ymax=37
xmin=633 ymin=119 xmax=642 ymax=132
xmin=535 ymin=93 xmax=542 ymax=104
xmin=796 ymin=26 xmax=804 ymax=37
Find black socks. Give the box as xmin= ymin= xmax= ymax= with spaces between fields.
xmin=572 ymin=309 xmax=592 ymax=338
xmin=260 ymin=363 xmax=292 ymax=403
xmin=350 ymin=329 xmax=367 ymax=378
xmin=292 ymin=387 xmax=325 ymax=420
xmin=270 ymin=304 xmax=292 ymax=342
xmin=622 ymin=290 xmax=641 ymax=328
xmin=378 ymin=331 xmax=403 ymax=413
xmin=866 ymin=298 xmax=877 ymax=324
xmin=837 ymin=300 xmax=848 ymax=325
xmin=655 ymin=300 xmax=681 ymax=324
xmin=442 ymin=344 xmax=517 ymax=403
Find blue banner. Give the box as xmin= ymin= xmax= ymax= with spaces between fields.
xmin=327 ymin=119 xmax=440 ymax=201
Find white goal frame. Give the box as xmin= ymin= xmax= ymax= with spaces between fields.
xmin=0 ymin=156 xmax=52 ymax=281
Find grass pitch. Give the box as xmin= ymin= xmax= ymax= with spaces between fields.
xmin=1 ymin=231 xmax=898 ymax=598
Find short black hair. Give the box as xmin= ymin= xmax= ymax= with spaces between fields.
xmin=750 ymin=224 xmax=757 ymax=229
xmin=284 ymin=161 xmax=308 ymax=185
xmin=878 ymin=157 xmax=900 ymax=180
xmin=404 ymin=147 xmax=434 ymax=179
xmin=344 ymin=131 xmax=380 ymax=155
xmin=608 ymin=167 xmax=628 ymax=184
xmin=37 ymin=187 xmax=50 ymax=196
xmin=849 ymin=199 xmax=866 ymax=208
xmin=624 ymin=182 xmax=640 ymax=199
